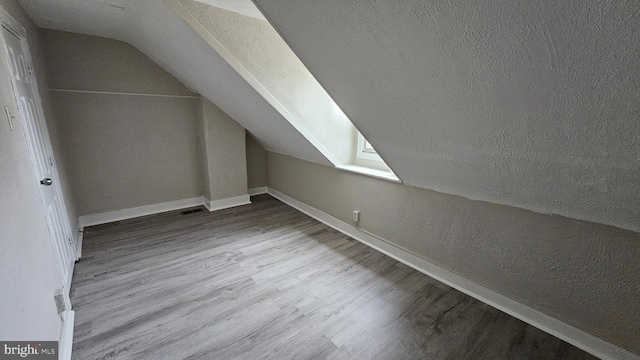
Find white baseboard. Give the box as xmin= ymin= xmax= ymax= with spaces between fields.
xmin=248 ymin=186 xmax=268 ymax=196
xmin=78 ymin=194 xmax=254 ymax=226
xmin=58 ymin=310 xmax=75 ymax=360
xmin=75 ymin=228 xmax=83 ymax=260
xmin=266 ymin=187 xmax=638 ymax=360
xmin=64 ymin=262 xmax=74 ymax=299
xmin=78 ymin=197 xmax=206 ymax=227
xmin=203 ymin=195 xmax=251 ymax=212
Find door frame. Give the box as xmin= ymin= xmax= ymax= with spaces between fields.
xmin=0 ymin=8 xmax=76 ymax=288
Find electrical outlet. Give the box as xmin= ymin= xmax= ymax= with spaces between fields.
xmin=353 ymin=210 xmax=360 ymax=223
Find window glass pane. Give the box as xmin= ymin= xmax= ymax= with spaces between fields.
xmin=364 ymin=140 xmax=373 ymax=150
xmin=363 ymin=140 xmax=376 ymax=153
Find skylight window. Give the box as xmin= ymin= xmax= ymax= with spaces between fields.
xmin=337 ymin=131 xmax=398 ymax=182
xmin=356 ymin=132 xmax=383 ymax=161
xmin=175 ymin=0 xmax=398 ymax=181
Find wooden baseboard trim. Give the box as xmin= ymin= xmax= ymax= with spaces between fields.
xmin=58 ymin=310 xmax=75 ymax=360
xmin=78 ymin=197 xmax=206 ymax=227
xmin=78 ymin=194 xmax=254 ymax=227
xmin=203 ymin=195 xmax=251 ymax=212
xmin=266 ymin=187 xmax=637 ymax=360
xmin=248 ymin=186 xmax=268 ymax=196
xmin=75 ymin=228 xmax=83 ymax=260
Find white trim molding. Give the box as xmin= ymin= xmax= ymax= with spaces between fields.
xmin=248 ymin=186 xmax=268 ymax=196
xmin=78 ymin=197 xmax=205 ymax=227
xmin=58 ymin=310 xmax=75 ymax=360
xmin=356 ymin=131 xmax=382 ymax=161
xmin=49 ymin=88 xmax=200 ymax=99
xmin=75 ymin=226 xmax=83 ymax=260
xmin=78 ymin=195 xmax=254 ymax=227
xmin=335 ymin=164 xmax=400 ymax=183
xmin=203 ymin=194 xmax=251 ymax=212
xmin=266 ymin=187 xmax=639 ymax=360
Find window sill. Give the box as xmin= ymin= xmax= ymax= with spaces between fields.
xmin=335 ymin=164 xmax=401 ymax=183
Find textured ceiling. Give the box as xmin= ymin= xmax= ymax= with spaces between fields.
xmin=18 ymin=0 xmax=331 ymax=166
xmin=254 ymin=0 xmax=640 ymax=232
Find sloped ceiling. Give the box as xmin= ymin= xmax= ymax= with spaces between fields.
xmin=17 ymin=0 xmax=640 ymax=232
xmin=18 ymin=0 xmax=332 ymax=167
xmin=254 ymin=0 xmax=640 ymax=233
xmin=194 ymin=0 xmax=265 ymax=20
xmin=170 ymin=0 xmax=358 ymax=166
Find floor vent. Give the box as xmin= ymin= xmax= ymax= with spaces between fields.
xmin=181 ymin=208 xmax=203 ymax=215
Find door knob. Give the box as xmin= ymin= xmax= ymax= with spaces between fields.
xmin=40 ymin=178 xmax=52 ymax=186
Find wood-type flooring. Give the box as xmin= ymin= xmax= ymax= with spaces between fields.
xmin=71 ymin=194 xmax=596 ymax=360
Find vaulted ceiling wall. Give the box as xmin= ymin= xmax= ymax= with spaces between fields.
xmin=253 ymin=0 xmax=640 ymax=232
xmin=171 ymin=0 xmax=357 ymax=165
xmin=18 ymin=0 xmax=332 ymax=166
xmin=18 ymin=0 xmax=640 ymax=232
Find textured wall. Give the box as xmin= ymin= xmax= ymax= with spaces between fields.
xmin=246 ymin=132 xmax=266 ymax=189
xmin=43 ymin=30 xmax=202 ymax=215
xmin=266 ymin=152 xmax=640 ymax=355
xmin=255 ymin=0 xmax=640 ymax=233
xmin=198 ymin=97 xmax=247 ymax=201
xmin=0 ymin=0 xmax=63 ymax=342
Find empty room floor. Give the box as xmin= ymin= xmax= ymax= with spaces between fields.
xmin=70 ymin=194 xmax=595 ymax=359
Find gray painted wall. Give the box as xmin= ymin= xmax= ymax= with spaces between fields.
xmin=266 ymin=152 xmax=640 ymax=355
xmin=41 ymin=29 xmax=195 ymax=96
xmin=52 ymin=92 xmax=201 ymax=214
xmin=0 ymin=0 xmax=65 ymax=342
xmin=195 ymin=97 xmax=210 ymax=201
xmin=198 ymin=97 xmax=247 ymax=201
xmin=42 ymin=30 xmax=202 ymax=215
xmin=255 ymin=0 xmax=640 ymax=233
xmin=246 ymin=133 xmax=266 ymax=189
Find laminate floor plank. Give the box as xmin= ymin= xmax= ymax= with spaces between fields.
xmin=71 ymin=194 xmax=596 ymax=360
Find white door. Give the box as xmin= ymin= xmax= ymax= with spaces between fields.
xmin=1 ymin=25 xmax=75 ymax=290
